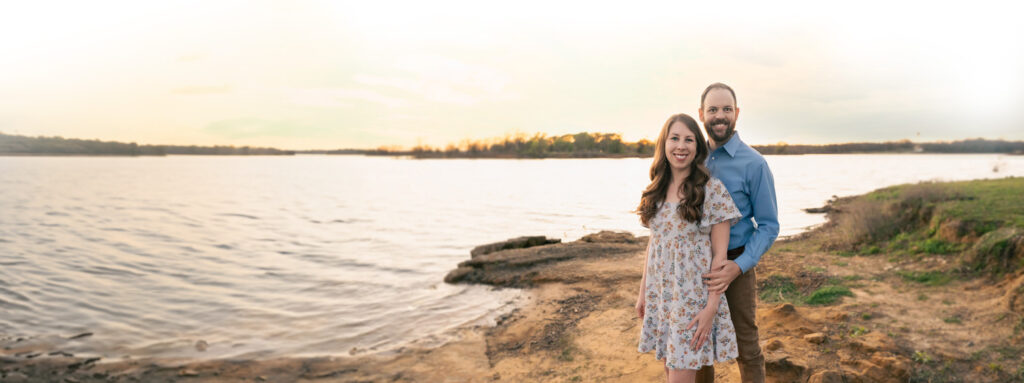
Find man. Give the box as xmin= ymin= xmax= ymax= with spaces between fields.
xmin=696 ymin=82 xmax=779 ymax=383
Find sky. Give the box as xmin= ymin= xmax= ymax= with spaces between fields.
xmin=1 ymin=0 xmax=1022 ymax=150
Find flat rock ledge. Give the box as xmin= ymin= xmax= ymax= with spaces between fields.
xmin=445 ymin=231 xmax=646 ymax=287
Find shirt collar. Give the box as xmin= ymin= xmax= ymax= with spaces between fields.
xmin=713 ymin=132 xmax=742 ymax=158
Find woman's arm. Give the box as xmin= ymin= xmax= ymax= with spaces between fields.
xmin=688 ymin=220 xmax=731 ymax=349
xmin=636 ymin=236 xmax=652 ymax=319
xmin=640 ymin=236 xmax=651 ymax=291
xmin=705 ymin=220 xmax=731 ymax=306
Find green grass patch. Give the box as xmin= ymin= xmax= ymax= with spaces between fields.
xmin=897 ymin=270 xmax=954 ymax=286
xmin=813 ymin=178 xmax=1024 ymax=278
xmin=759 ymin=275 xmax=855 ymax=306
xmin=758 ymin=275 xmax=801 ymax=303
xmin=806 ymin=285 xmax=854 ymax=305
xmin=943 ymin=316 xmax=962 ymax=324
xmin=860 ymin=245 xmax=882 ymax=255
xmin=806 ymin=265 xmax=826 ymax=273
xmin=913 ymin=238 xmax=961 ymax=254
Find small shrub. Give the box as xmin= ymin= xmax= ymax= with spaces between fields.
xmin=913 ymin=350 xmax=933 ymax=364
xmin=806 ymin=286 xmax=853 ymax=305
xmin=915 ymin=239 xmax=959 ymax=254
xmin=898 ymin=270 xmax=953 ymax=286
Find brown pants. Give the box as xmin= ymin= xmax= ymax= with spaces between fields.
xmin=695 ymin=268 xmax=764 ymax=383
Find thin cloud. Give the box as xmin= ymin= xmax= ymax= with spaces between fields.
xmin=203 ymin=117 xmax=323 ymax=139
xmin=171 ymin=84 xmax=232 ymax=95
xmin=286 ymin=88 xmax=407 ymax=108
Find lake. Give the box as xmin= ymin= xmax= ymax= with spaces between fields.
xmin=1 ymin=154 xmax=1021 ymax=360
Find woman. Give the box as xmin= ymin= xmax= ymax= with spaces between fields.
xmin=635 ymin=113 xmax=741 ymax=383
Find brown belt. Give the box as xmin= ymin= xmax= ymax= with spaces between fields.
xmin=726 ymin=245 xmax=745 ymax=260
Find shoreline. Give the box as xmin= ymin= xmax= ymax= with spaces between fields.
xmin=4 ymin=178 xmax=1023 ymax=381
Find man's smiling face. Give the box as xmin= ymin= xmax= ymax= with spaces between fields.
xmin=699 ymin=88 xmax=739 ymax=144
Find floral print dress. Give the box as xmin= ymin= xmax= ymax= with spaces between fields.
xmin=637 ymin=177 xmax=742 ymax=370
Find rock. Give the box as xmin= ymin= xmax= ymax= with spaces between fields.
xmin=445 ymin=236 xmax=644 ymax=287
xmin=65 ymin=377 xmax=80 ymax=383
xmin=470 ymin=236 xmax=560 ymax=257
xmin=804 ymin=333 xmax=827 ymax=344
xmin=804 ymin=206 xmax=831 ymax=214
xmin=857 ymin=360 xmax=903 ymax=383
xmin=258 ymin=376 xmax=268 ymax=381
xmin=1005 ymin=274 xmax=1024 ymax=313
xmin=68 ymin=332 xmax=93 ymax=340
xmin=179 ymin=369 xmax=200 ymax=377
xmin=579 ymin=231 xmax=640 ymax=244
xmin=444 ymin=266 xmax=475 ymax=283
xmin=764 ymin=339 xmax=784 ymax=351
xmin=195 ymin=340 xmax=208 ymax=351
xmin=765 ymin=354 xmax=807 ymax=382
xmin=869 ymin=353 xmax=910 ymax=380
xmin=828 ymin=311 xmax=849 ymax=321
xmin=3 ymin=372 xmax=28 ymax=382
xmin=808 ymin=370 xmax=844 ymax=383
xmin=771 ymin=303 xmax=798 ymax=317
xmin=936 ymin=219 xmax=976 ymax=243
xmin=964 ymin=228 xmax=1024 ymax=275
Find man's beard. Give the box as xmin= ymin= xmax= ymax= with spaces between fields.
xmin=704 ymin=118 xmax=735 ymax=144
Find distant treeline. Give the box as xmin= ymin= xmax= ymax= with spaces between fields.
xmin=0 ymin=133 xmax=295 ymax=156
xmin=753 ymin=138 xmax=1024 ymax=155
xmin=343 ymin=133 xmax=1024 ymax=159
xmin=351 ymin=132 xmax=655 ymax=159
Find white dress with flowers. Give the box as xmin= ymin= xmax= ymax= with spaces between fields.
xmin=637 ymin=177 xmax=742 ymax=370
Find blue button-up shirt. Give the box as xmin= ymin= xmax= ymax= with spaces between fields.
xmin=705 ymin=133 xmax=779 ymax=273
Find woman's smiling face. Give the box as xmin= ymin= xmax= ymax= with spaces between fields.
xmin=665 ymin=120 xmax=697 ymax=171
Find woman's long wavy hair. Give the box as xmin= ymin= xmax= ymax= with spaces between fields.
xmin=636 ymin=113 xmax=711 ymax=227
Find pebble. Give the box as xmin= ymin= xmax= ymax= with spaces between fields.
xmin=764 ymin=339 xmax=784 ymax=351
xmin=804 ymin=333 xmax=828 ymax=344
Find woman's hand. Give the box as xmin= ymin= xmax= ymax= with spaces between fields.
xmin=685 ymin=306 xmax=717 ymax=351
xmin=635 ymin=293 xmax=646 ymax=320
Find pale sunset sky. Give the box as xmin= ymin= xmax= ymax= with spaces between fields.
xmin=1 ymin=1 xmax=1022 ymax=150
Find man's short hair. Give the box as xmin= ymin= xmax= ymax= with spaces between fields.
xmin=700 ymin=82 xmax=737 ymax=109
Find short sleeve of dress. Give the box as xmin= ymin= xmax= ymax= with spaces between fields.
xmin=699 ymin=177 xmax=742 ymax=231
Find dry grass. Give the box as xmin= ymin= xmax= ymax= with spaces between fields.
xmin=820 ymin=182 xmax=961 ymax=251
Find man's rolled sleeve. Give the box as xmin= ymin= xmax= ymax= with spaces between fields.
xmin=733 ymin=160 xmax=779 ymax=273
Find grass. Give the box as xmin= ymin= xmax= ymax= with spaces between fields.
xmin=943 ymin=316 xmax=962 ymax=324
xmin=758 ymin=275 xmax=855 ymax=306
xmin=806 ymin=286 xmax=853 ymax=305
xmin=758 ymin=275 xmax=801 ymax=303
xmin=805 ymin=265 xmax=827 ymax=273
xmin=913 ymin=238 xmax=961 ymax=254
xmin=814 ymin=178 xmax=1024 ymax=275
xmin=897 ymin=270 xmax=954 ymax=286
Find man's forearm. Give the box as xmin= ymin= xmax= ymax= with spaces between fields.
xmin=734 ymin=224 xmax=779 ymax=272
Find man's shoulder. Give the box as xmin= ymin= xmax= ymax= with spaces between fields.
xmin=734 ymin=140 xmax=769 ymax=167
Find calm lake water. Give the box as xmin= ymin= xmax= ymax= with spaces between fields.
xmin=1 ymin=154 xmax=1022 ymax=360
